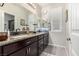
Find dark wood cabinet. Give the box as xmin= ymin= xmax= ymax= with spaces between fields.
xmin=3 ymin=40 xmax=26 ymax=56
xmin=0 ymin=32 xmax=49 ymax=56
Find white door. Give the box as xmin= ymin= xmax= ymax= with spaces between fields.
xmin=66 ymin=4 xmax=78 ymax=56
xmin=65 ymin=5 xmax=73 ymax=55
xmin=65 ymin=9 xmax=72 ymax=56
xmin=68 ymin=3 xmax=79 ymax=56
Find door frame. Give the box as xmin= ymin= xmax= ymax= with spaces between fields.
xmin=66 ymin=5 xmax=73 ymax=56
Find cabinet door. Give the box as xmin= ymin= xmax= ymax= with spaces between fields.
xmin=38 ymin=38 xmax=44 ymax=55
xmin=44 ymin=34 xmax=49 ymax=49
xmin=26 ymin=42 xmax=37 ymax=56
xmin=0 ymin=47 xmax=2 ymax=56
xmin=9 ymin=47 xmax=26 ymax=56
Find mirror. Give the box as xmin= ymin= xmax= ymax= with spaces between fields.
xmin=3 ymin=12 xmax=28 ymax=35
xmin=27 ymin=12 xmax=49 ymax=32
xmin=0 ymin=6 xmax=49 ymax=34
xmin=4 ymin=12 xmax=29 ymax=35
xmin=28 ymin=14 xmax=38 ymax=31
xmin=2 ymin=12 xmax=49 ymax=33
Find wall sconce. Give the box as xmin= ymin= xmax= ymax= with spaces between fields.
xmin=0 ymin=3 xmax=4 ymax=7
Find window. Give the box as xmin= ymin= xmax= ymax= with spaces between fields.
xmin=50 ymin=7 xmax=63 ymax=32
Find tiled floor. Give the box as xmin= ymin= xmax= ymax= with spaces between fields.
xmin=40 ymin=45 xmax=67 ymax=56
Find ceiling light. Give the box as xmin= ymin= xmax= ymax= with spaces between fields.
xmin=27 ymin=3 xmax=36 ymax=9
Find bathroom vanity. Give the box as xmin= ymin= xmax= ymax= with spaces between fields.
xmin=0 ymin=32 xmax=49 ymax=56
xmin=0 ymin=6 xmax=49 ymax=56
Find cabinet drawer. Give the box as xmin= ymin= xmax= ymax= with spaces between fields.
xmin=44 ymin=34 xmax=49 ymax=37
xmin=38 ymin=39 xmax=43 ymax=46
xmin=25 ymin=37 xmax=37 ymax=45
xmin=3 ymin=40 xmax=26 ymax=55
xmin=31 ymin=36 xmax=37 ymax=43
xmin=38 ymin=35 xmax=44 ymax=40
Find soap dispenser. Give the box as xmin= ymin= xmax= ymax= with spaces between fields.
xmin=8 ymin=30 xmax=10 ymax=40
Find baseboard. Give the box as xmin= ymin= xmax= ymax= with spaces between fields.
xmin=48 ymin=44 xmax=66 ymax=48
xmin=71 ymin=49 xmax=77 ymax=56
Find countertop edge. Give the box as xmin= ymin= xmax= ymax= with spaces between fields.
xmin=0 ymin=32 xmax=48 ymax=46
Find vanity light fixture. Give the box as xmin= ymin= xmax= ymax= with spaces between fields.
xmin=0 ymin=3 xmax=4 ymax=7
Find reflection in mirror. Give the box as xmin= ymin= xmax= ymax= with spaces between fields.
xmin=38 ymin=18 xmax=50 ymax=32
xmin=27 ymin=12 xmax=49 ymax=32
xmin=4 ymin=13 xmax=15 ymax=32
xmin=20 ymin=19 xmax=25 ymax=26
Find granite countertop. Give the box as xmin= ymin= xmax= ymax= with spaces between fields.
xmin=0 ymin=32 xmax=46 ymax=46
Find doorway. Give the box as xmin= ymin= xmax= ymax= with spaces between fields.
xmin=4 ymin=13 xmax=15 ymax=32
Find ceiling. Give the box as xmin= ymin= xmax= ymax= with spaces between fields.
xmin=38 ymin=3 xmax=67 ymax=8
